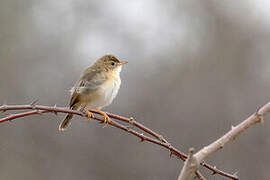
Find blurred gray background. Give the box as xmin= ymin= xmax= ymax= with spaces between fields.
xmin=1 ymin=0 xmax=270 ymax=180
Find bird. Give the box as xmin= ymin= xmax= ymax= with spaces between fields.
xmin=59 ymin=54 xmax=128 ymax=131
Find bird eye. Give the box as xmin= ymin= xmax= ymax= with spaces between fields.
xmin=111 ymin=62 xmax=115 ymax=66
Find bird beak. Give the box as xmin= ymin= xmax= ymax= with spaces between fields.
xmin=118 ymin=61 xmax=128 ymax=66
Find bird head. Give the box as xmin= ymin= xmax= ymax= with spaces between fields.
xmin=97 ymin=55 xmax=128 ymax=72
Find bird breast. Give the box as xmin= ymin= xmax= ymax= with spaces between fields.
xmin=85 ymin=68 xmax=121 ymax=109
xmin=100 ymin=72 xmax=121 ymax=107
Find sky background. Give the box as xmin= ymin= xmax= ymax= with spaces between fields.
xmin=1 ymin=0 xmax=270 ymax=180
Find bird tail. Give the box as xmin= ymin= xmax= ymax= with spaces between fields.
xmin=59 ymin=114 xmax=73 ymax=131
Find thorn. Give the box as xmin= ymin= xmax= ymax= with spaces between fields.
xmin=53 ymin=104 xmax=58 ymax=115
xmin=255 ymin=104 xmax=263 ymax=114
xmin=166 ymin=143 xmax=172 ymax=147
xmin=126 ymin=128 xmax=130 ymax=132
xmin=169 ymin=151 xmax=173 ymax=158
xmin=30 ymin=99 xmax=39 ymax=106
xmin=139 ymin=138 xmax=145 ymax=142
xmin=233 ymin=171 xmax=238 ymax=178
xmin=159 ymin=135 xmax=169 ymax=144
xmin=256 ymin=113 xmax=264 ymax=123
xmin=139 ymin=133 xmax=145 ymax=142
xmin=255 ymin=105 xmax=264 ymax=123
xmin=211 ymin=166 xmax=217 ymax=175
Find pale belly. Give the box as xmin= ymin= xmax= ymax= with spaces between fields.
xmin=85 ymin=76 xmax=121 ymax=109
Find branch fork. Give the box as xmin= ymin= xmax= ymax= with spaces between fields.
xmin=177 ymin=102 xmax=270 ymax=180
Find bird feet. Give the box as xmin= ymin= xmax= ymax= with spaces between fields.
xmin=84 ymin=108 xmax=94 ymax=121
xmin=97 ymin=110 xmax=111 ymax=127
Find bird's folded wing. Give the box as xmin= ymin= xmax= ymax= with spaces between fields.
xmin=69 ymin=70 xmax=107 ymax=107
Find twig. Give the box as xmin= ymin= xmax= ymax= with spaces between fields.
xmin=194 ymin=171 xmax=206 ymax=180
xmin=0 ymin=104 xmax=238 ymax=180
xmin=176 ymin=101 xmax=270 ymax=180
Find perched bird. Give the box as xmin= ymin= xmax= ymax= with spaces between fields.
xmin=59 ymin=55 xmax=128 ymax=131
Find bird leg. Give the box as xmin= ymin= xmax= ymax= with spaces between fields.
xmin=97 ymin=109 xmax=111 ymax=127
xmin=84 ymin=108 xmax=94 ymax=121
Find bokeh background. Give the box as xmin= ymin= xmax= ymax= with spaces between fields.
xmin=1 ymin=0 xmax=270 ymax=179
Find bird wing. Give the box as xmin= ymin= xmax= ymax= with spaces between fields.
xmin=69 ymin=69 xmax=107 ymax=107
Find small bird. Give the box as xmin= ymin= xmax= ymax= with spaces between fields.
xmin=59 ymin=55 xmax=128 ymax=131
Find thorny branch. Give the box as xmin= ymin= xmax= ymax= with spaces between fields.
xmin=177 ymin=101 xmax=270 ymax=180
xmin=0 ymin=104 xmax=238 ymax=180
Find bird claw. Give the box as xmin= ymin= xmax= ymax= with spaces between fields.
xmin=96 ymin=110 xmax=111 ymax=128
xmin=84 ymin=108 xmax=94 ymax=121
xmin=102 ymin=114 xmax=111 ymax=128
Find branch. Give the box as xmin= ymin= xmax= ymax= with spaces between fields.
xmin=177 ymin=102 xmax=270 ymax=180
xmin=0 ymin=104 xmax=238 ymax=180
xmin=177 ymin=148 xmax=198 ymax=180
